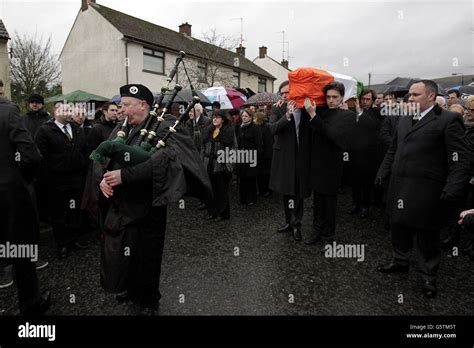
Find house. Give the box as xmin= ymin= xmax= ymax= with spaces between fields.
xmin=60 ymin=0 xmax=275 ymax=98
xmin=253 ymin=46 xmax=291 ymax=92
xmin=0 ymin=19 xmax=11 ymax=98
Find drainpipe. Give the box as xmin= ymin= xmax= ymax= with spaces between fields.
xmin=125 ymin=39 xmax=129 ymax=84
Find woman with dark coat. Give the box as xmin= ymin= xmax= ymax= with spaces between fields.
xmin=254 ymin=111 xmax=273 ymax=197
xmin=235 ymin=108 xmax=263 ymax=205
xmin=201 ymin=110 xmax=236 ymax=221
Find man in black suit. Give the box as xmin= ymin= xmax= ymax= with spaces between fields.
xmin=376 ymin=80 xmax=469 ymax=298
xmin=304 ymin=82 xmax=354 ymax=245
xmin=269 ymin=81 xmax=312 ymax=241
xmin=35 ymin=103 xmax=89 ymax=258
xmin=0 ymin=96 xmax=50 ymax=314
xmin=348 ymin=89 xmax=383 ymax=218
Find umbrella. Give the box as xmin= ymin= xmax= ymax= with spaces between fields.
xmin=202 ymin=87 xmax=247 ymax=110
xmin=236 ymin=87 xmax=256 ymax=99
xmin=382 ymin=77 xmax=419 ymax=98
xmin=459 ymin=85 xmax=474 ymax=96
xmin=160 ymin=88 xmax=211 ymax=106
xmin=110 ymin=95 xmax=121 ymax=104
xmin=244 ymin=92 xmax=279 ymax=106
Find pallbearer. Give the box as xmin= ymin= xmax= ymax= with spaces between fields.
xmin=99 ymin=84 xmax=211 ymax=314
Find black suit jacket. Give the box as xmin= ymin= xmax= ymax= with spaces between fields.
xmin=269 ymin=103 xmax=311 ymax=197
xmin=310 ymin=107 xmax=354 ymax=195
xmin=0 ymin=97 xmax=41 ymax=243
xmin=377 ymin=105 xmax=469 ymax=229
xmin=35 ymin=119 xmax=89 ymax=188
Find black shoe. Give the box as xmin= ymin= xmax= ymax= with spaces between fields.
xmin=422 ymin=281 xmax=437 ymax=298
xmin=58 ymin=247 xmax=68 ymax=259
xmin=206 ymin=214 xmax=216 ymax=220
xmin=196 ymin=202 xmax=207 ymax=210
xmin=116 ymin=291 xmax=135 ymax=303
xmin=214 ymin=216 xmax=229 ymax=222
xmin=347 ymin=205 xmax=360 ymax=215
xmin=376 ymin=262 xmax=409 ymax=273
xmin=35 ymin=259 xmax=49 ymax=270
xmin=0 ymin=265 xmax=13 ymax=289
xmin=292 ymin=228 xmax=302 ymax=241
xmin=305 ymin=234 xmax=321 ymax=245
xmin=246 ymin=202 xmax=256 ymax=206
xmin=23 ymin=290 xmax=51 ymax=315
xmin=71 ymin=241 xmax=87 ymax=250
xmin=133 ymin=302 xmax=159 ymax=316
xmin=262 ymin=191 xmax=271 ymax=197
xmin=360 ymin=208 xmax=369 ymax=219
xmin=277 ymin=223 xmax=291 ymax=233
xmin=38 ymin=290 xmax=51 ymax=314
xmin=440 ymin=229 xmax=460 ymax=250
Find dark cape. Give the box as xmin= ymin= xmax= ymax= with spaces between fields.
xmin=97 ymin=113 xmax=212 ymax=293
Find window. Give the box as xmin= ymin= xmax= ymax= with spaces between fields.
xmin=233 ymin=70 xmax=240 ymax=88
xmin=143 ymin=48 xmax=164 ymax=74
xmin=198 ymin=61 xmax=207 ymax=83
xmin=258 ymin=77 xmax=267 ymax=93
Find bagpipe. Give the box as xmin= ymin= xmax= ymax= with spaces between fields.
xmin=89 ymin=51 xmax=200 ymax=167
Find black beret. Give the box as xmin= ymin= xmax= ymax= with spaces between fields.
xmin=28 ymin=93 xmax=44 ymax=104
xmin=119 ymin=84 xmax=154 ymax=107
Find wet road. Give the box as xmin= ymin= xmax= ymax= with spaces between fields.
xmin=1 ymin=185 xmax=473 ymax=316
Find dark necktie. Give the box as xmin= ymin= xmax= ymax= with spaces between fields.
xmin=63 ymin=125 xmax=72 ymax=141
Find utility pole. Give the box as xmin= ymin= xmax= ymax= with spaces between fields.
xmin=368 ymin=72 xmax=371 ymax=88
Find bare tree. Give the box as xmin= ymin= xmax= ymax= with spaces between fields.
xmin=10 ymin=32 xmax=61 ymax=108
xmin=177 ymin=28 xmax=240 ymax=90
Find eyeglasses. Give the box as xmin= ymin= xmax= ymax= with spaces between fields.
xmin=466 ymin=108 xmax=474 ymax=112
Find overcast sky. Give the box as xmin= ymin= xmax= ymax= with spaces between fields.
xmin=1 ymin=0 xmax=473 ymax=85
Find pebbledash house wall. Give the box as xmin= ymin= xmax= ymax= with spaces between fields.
xmin=0 ymin=39 xmax=10 ymax=98
xmin=60 ymin=6 xmax=126 ymax=98
xmin=61 ymin=5 xmax=274 ymax=98
xmin=253 ymin=56 xmax=290 ymax=93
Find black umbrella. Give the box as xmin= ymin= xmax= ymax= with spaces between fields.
xmin=236 ymin=87 xmax=256 ymax=99
xmin=244 ymin=92 xmax=279 ymax=106
xmin=382 ymin=85 xmax=409 ymax=98
xmin=384 ymin=77 xmax=444 ymax=97
xmin=459 ymin=85 xmax=474 ymax=96
xmin=159 ymin=88 xmax=211 ymax=106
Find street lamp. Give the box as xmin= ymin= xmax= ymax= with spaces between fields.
xmin=452 ymin=73 xmax=464 ymax=85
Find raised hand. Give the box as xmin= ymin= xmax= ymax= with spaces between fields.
xmin=304 ymin=97 xmax=317 ymax=118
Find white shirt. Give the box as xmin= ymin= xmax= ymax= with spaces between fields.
xmin=55 ymin=120 xmax=73 ymax=139
xmin=417 ymin=104 xmax=435 ymax=121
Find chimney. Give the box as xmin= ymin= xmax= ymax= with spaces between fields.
xmin=81 ymin=0 xmax=95 ymax=11
xmin=281 ymin=59 xmax=289 ymax=69
xmin=179 ymin=22 xmax=192 ymax=36
xmin=259 ymin=46 xmax=267 ymax=59
xmin=236 ymin=45 xmax=246 ymax=57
